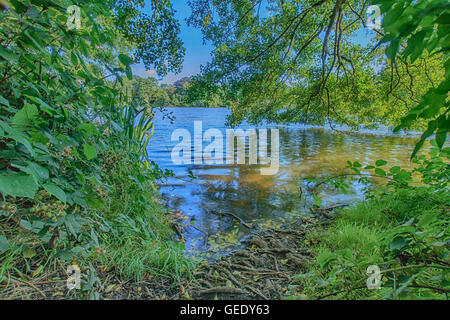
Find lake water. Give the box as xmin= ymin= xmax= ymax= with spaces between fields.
xmin=148 ymin=107 xmax=418 ymax=257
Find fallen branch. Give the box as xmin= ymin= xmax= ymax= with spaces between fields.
xmin=199 ymin=286 xmax=246 ymax=295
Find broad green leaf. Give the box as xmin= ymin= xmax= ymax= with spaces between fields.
xmin=11 ymin=161 xmax=49 ymax=183
xmin=125 ymin=65 xmax=133 ymax=80
xmin=353 ymin=161 xmax=362 ymax=168
xmin=70 ymin=52 xmax=79 ymax=66
xmin=0 ymin=95 xmax=10 ymax=107
xmin=5 ymin=129 xmax=35 ymax=157
xmin=83 ymin=143 xmax=97 ymax=160
xmin=389 ymin=166 xmax=401 ymax=174
xmin=12 ymin=103 xmax=39 ymax=129
xmin=375 ymin=168 xmax=386 ymax=177
xmin=20 ymin=220 xmax=33 ymax=230
xmin=22 ymin=248 xmax=36 ymax=259
xmin=375 ymin=160 xmax=387 ymax=167
xmin=0 ymin=47 xmax=19 ymax=63
xmin=77 ymin=123 xmax=98 ymax=138
xmin=389 ymin=236 xmax=408 ymax=250
xmin=0 ymin=173 xmax=38 ymax=198
xmin=435 ymin=128 xmax=447 ymax=149
xmin=118 ymin=54 xmax=134 ymax=66
xmin=43 ymin=182 xmax=67 ymax=203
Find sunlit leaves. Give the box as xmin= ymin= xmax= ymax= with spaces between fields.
xmin=83 ymin=143 xmax=97 ymax=160
xmin=373 ymin=0 xmax=450 ymax=157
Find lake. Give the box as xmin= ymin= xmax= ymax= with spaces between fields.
xmin=148 ymin=107 xmax=418 ymax=258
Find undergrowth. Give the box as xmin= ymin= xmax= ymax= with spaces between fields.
xmin=290 ymin=146 xmax=449 ymax=300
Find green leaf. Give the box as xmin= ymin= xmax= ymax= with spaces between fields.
xmin=386 ymin=39 xmax=400 ymax=60
xmin=5 ymin=128 xmax=35 ymax=157
xmin=22 ymin=248 xmax=36 ymax=259
xmin=125 ymin=65 xmax=133 ymax=80
xmin=389 ymin=166 xmax=401 ymax=174
xmin=389 ymin=236 xmax=408 ymax=250
xmin=20 ymin=220 xmax=33 ymax=230
xmin=11 ymin=161 xmax=49 ymax=183
xmin=70 ymin=52 xmax=79 ymax=66
xmin=43 ymin=182 xmax=67 ymax=203
xmin=77 ymin=123 xmax=98 ymax=138
xmin=375 ymin=168 xmax=386 ymax=176
xmin=23 ymin=30 xmax=46 ymax=53
xmin=353 ymin=161 xmax=362 ymax=168
xmin=0 ymin=47 xmax=19 ymax=63
xmin=83 ymin=143 xmax=97 ymax=160
xmin=435 ymin=128 xmax=447 ymax=149
xmin=118 ymin=54 xmax=134 ymax=66
xmin=375 ymin=160 xmax=387 ymax=167
xmin=0 ymin=173 xmax=38 ymax=198
xmin=0 ymin=95 xmax=10 ymax=107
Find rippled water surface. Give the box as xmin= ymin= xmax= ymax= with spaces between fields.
xmin=148 ymin=107 xmax=418 ymax=256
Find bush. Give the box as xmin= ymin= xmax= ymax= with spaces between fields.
xmin=0 ymin=0 xmax=192 ymax=298
xmin=291 ymin=146 xmax=450 ymax=300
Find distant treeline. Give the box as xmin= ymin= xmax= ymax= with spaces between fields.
xmin=123 ymin=76 xmax=225 ymax=108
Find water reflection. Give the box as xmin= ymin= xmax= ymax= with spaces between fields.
xmin=148 ymin=108 xmax=418 ymax=255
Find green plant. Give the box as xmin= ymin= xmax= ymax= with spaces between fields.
xmin=0 ymin=0 xmax=191 ymax=298
xmin=291 ymin=146 xmax=449 ymax=300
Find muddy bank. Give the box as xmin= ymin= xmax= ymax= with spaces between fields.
xmin=0 ymin=209 xmax=335 ymax=300
xmin=186 ymin=223 xmax=313 ymax=300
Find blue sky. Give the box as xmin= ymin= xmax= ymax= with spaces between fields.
xmin=131 ymin=0 xmax=213 ymax=84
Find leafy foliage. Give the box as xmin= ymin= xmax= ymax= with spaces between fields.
xmin=295 ymin=146 xmax=449 ymax=299
xmin=187 ymin=0 xmax=447 ymax=156
xmin=0 ymin=0 xmax=191 ymax=297
xmin=113 ymin=0 xmax=185 ymax=75
xmin=372 ymin=0 xmax=450 ymax=157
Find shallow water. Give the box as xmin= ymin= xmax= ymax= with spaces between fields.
xmin=148 ymin=107 xmax=418 ymax=257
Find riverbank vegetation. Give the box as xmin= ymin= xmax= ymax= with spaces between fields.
xmin=291 ymin=145 xmax=449 ymax=299
xmin=123 ymin=76 xmax=226 ymax=108
xmin=0 ymin=0 xmax=193 ymax=298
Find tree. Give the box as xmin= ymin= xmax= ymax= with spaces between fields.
xmin=129 ymin=76 xmax=170 ymax=108
xmin=113 ymin=0 xmax=185 ymax=76
xmin=186 ymin=0 xmax=448 ymax=154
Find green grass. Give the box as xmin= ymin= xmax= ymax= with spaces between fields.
xmin=94 ymin=201 xmax=194 ymax=282
xmin=291 ymin=186 xmax=450 ymax=300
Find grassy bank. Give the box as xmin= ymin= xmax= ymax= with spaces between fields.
xmin=291 ymin=185 xmax=449 ymax=300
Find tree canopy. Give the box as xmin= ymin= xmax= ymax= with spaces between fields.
xmin=186 ymin=0 xmax=448 ymax=155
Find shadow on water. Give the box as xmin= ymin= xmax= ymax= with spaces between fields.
xmin=148 ymin=107 xmax=418 ymax=257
